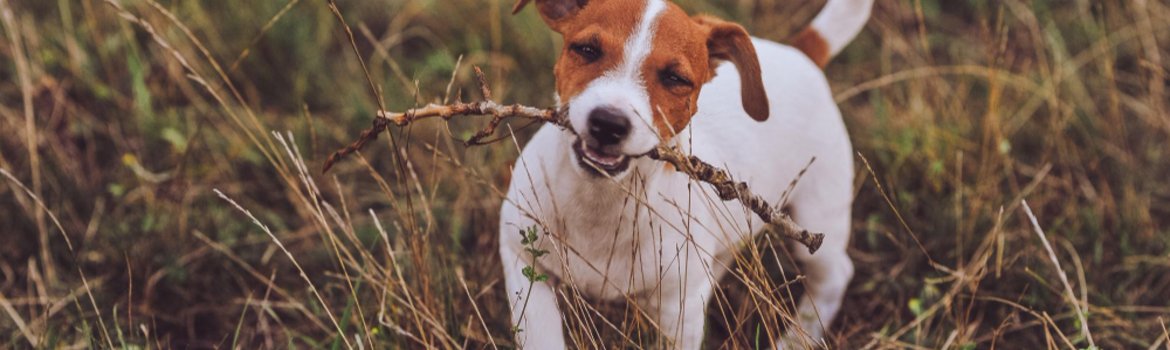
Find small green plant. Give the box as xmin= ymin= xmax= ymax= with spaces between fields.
xmin=513 ymin=225 xmax=550 ymax=334
xmin=520 ymin=226 xmax=550 ymax=283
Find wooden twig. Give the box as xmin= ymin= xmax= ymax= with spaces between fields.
xmin=322 ymin=67 xmax=564 ymax=172
xmin=648 ymin=146 xmax=824 ymax=253
xmin=323 ymin=66 xmax=825 ymax=253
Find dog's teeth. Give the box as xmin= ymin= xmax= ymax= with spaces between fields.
xmin=576 ymin=139 xmax=626 ymax=170
xmin=585 ymin=149 xmax=616 ymax=165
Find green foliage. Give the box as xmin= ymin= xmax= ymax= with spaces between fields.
xmin=519 ymin=226 xmax=548 ymax=282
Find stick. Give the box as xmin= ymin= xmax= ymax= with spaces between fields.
xmin=323 ymin=66 xmax=825 ymax=253
xmin=322 ymin=68 xmax=564 ymax=173
xmin=648 ymin=146 xmax=823 ymax=253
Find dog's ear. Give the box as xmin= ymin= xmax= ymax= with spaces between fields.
xmin=512 ymin=0 xmax=588 ymax=30
xmin=695 ymin=15 xmax=769 ymax=121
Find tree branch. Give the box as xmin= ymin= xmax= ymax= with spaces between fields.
xmin=323 ymin=66 xmax=824 ymax=253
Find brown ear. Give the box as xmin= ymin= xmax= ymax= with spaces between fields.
xmin=512 ymin=0 xmax=588 ymax=30
xmin=696 ymin=16 xmax=769 ymax=121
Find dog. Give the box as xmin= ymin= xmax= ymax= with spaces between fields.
xmin=498 ymin=0 xmax=872 ymax=348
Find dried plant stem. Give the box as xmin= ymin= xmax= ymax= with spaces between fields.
xmin=2 ymin=0 xmax=53 ymax=284
xmin=325 ymin=66 xmax=824 ymax=253
xmin=1021 ymin=200 xmax=1095 ymax=349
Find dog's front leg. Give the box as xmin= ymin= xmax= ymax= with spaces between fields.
xmin=646 ymin=273 xmax=716 ymax=350
xmin=501 ymin=245 xmax=566 ymax=349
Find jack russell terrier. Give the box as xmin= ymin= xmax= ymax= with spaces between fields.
xmin=499 ymin=0 xmax=872 ymax=348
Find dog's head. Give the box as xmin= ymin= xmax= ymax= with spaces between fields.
xmin=514 ymin=0 xmax=767 ymax=178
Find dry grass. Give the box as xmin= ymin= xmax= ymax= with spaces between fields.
xmin=0 ymin=0 xmax=1167 ymax=348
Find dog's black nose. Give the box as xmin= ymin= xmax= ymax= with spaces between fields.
xmin=587 ymin=107 xmax=630 ymax=146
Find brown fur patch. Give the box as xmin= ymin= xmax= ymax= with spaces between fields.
xmin=645 ymin=4 xmax=711 ymax=136
xmin=791 ymin=27 xmax=830 ymax=68
xmin=644 ymin=8 xmax=770 ymax=136
xmin=519 ymin=1 xmax=769 ymax=136
xmin=546 ymin=1 xmax=647 ymax=102
xmin=697 ymin=15 xmax=769 ymax=121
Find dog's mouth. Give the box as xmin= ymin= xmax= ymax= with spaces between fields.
xmin=572 ymin=138 xmax=630 ymax=176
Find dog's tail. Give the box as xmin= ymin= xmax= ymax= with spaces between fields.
xmin=790 ymin=0 xmax=874 ymax=68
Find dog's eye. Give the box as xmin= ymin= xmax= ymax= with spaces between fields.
xmin=659 ymin=70 xmax=693 ymax=88
xmin=570 ymin=43 xmax=602 ymax=63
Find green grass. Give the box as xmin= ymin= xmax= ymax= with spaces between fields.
xmin=1 ymin=0 xmax=1168 ymax=348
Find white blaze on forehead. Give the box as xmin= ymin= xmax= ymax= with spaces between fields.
xmin=564 ymin=0 xmax=667 ymax=159
xmin=613 ymin=0 xmax=666 ymax=82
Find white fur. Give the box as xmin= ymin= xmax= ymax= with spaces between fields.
xmin=565 ymin=0 xmax=665 ymax=159
xmin=501 ymin=2 xmax=868 ymax=349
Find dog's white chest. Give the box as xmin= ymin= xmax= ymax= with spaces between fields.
xmin=500 ymin=127 xmax=764 ymax=300
xmin=536 ymin=187 xmax=731 ymax=300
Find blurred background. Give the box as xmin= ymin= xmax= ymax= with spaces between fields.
xmin=1 ymin=0 xmax=1167 ymax=348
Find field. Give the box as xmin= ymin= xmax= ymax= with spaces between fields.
xmin=1 ymin=0 xmax=1168 ymax=348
